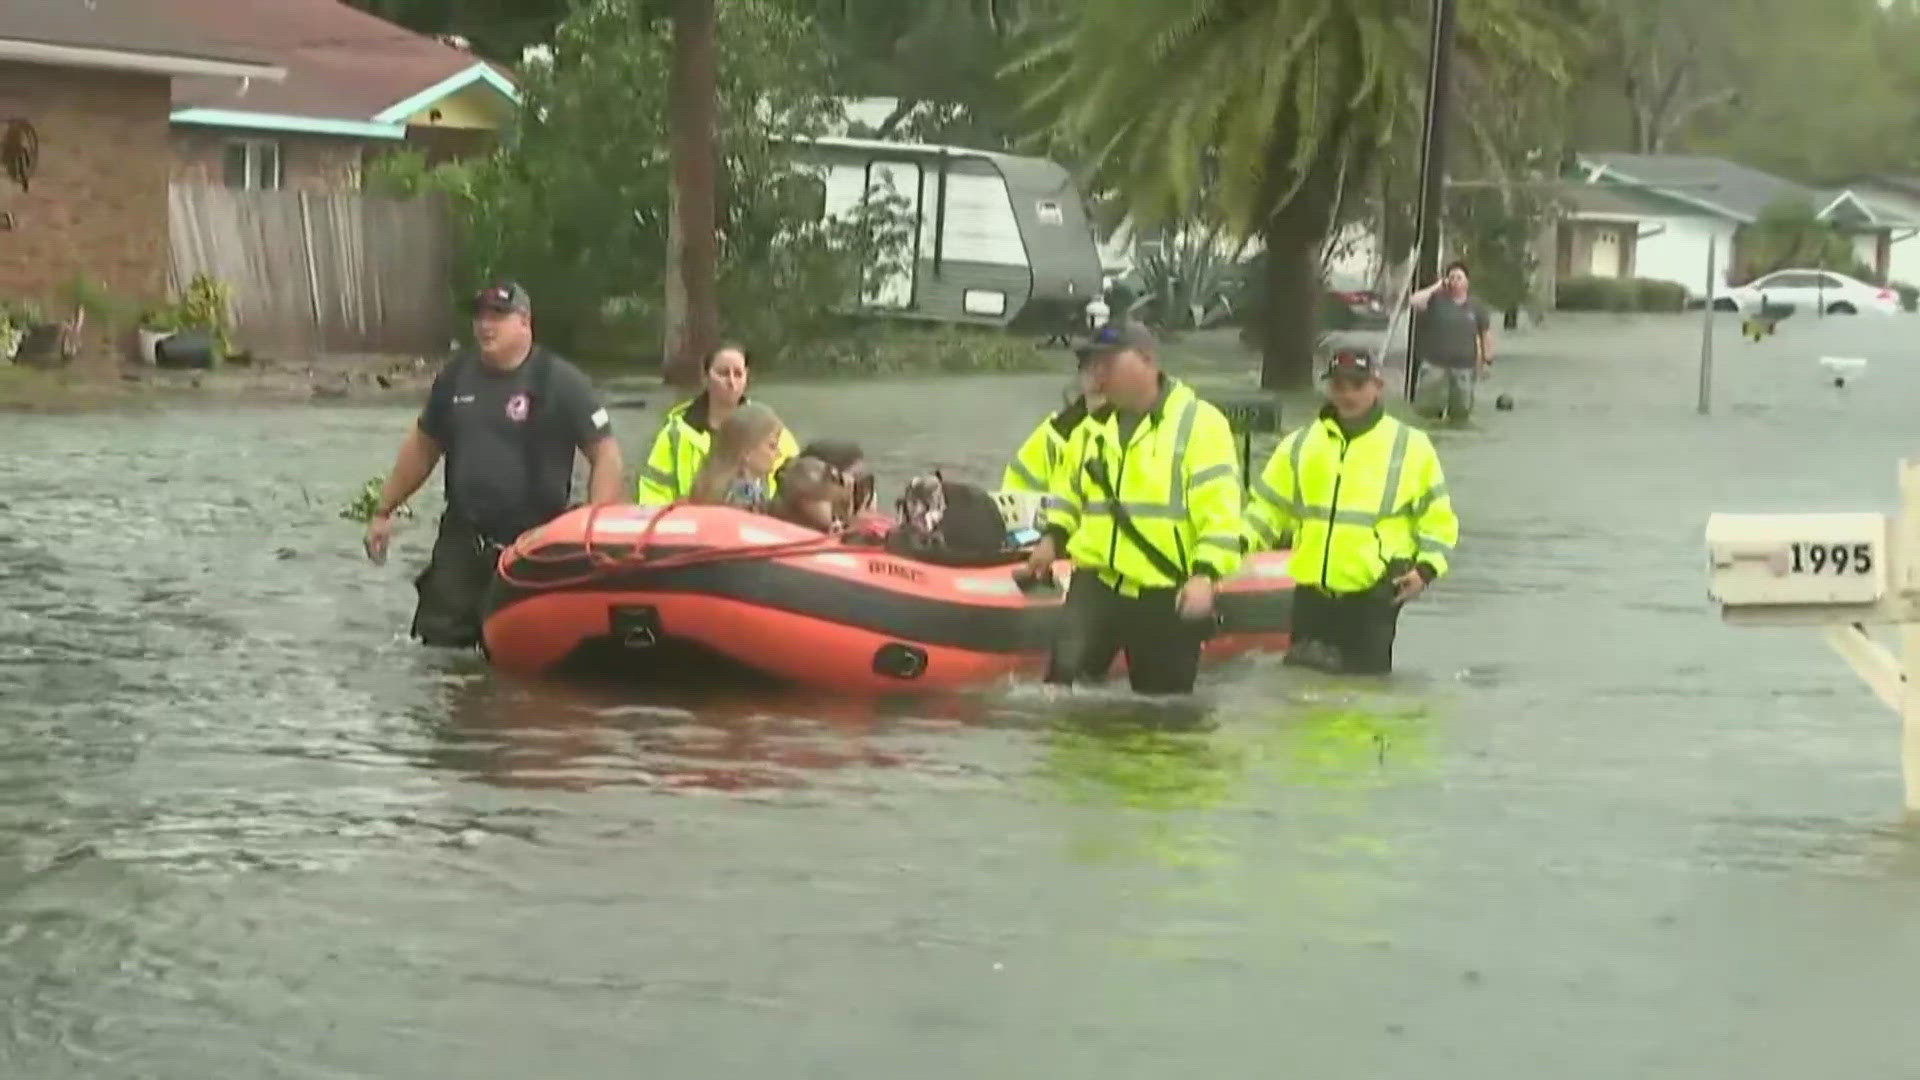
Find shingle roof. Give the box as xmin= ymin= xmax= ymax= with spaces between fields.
xmin=1579 ymin=153 xmax=1814 ymax=223
xmin=0 ymin=0 xmax=277 ymax=71
xmin=1558 ymin=182 xmax=1700 ymax=219
xmin=160 ymin=0 xmax=515 ymax=125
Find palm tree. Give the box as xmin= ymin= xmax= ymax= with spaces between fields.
xmin=1012 ymin=0 xmax=1571 ymax=388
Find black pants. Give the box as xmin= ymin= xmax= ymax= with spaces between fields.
xmin=1286 ymin=584 xmax=1402 ymax=675
xmin=409 ymin=514 xmax=505 ymax=649
xmin=1045 ymin=568 xmax=1212 ymax=695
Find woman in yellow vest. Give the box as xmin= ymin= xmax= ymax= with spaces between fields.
xmin=1243 ymin=348 xmax=1458 ymax=675
xmin=1023 ymin=322 xmax=1244 ymax=696
xmin=1000 ymin=359 xmax=1105 ymax=494
xmin=635 ymin=344 xmax=799 ymax=504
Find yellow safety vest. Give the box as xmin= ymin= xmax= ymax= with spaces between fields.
xmin=1001 ymin=396 xmax=1096 ymax=494
xmin=1042 ymin=377 xmax=1244 ymax=593
xmin=1244 ymin=406 xmax=1457 ymax=594
xmin=635 ymin=392 xmax=800 ymax=504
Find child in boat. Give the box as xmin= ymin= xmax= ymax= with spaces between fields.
xmin=687 ymin=402 xmax=786 ymax=511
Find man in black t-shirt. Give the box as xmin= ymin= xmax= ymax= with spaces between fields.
xmin=1408 ymin=260 xmax=1492 ymax=422
xmin=364 ymin=281 xmax=623 ymax=647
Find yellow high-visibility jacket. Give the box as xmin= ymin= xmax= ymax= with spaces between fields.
xmin=1041 ymin=377 xmax=1243 ymax=593
xmin=1001 ymin=395 xmax=1097 ymax=494
xmin=1244 ymin=405 xmax=1456 ymax=594
xmin=635 ymin=392 xmax=799 ymax=504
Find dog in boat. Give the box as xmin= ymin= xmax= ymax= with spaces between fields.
xmin=769 ymin=456 xmax=855 ymax=533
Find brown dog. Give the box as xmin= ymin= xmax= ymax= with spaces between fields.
xmin=769 ymin=456 xmax=852 ymax=533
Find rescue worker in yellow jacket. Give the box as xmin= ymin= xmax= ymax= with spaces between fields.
xmin=636 ymin=343 xmax=798 ymax=504
xmin=1244 ymin=347 xmax=1457 ymax=675
xmin=1000 ymin=356 xmax=1105 ymax=494
xmin=1021 ymin=322 xmax=1243 ymax=695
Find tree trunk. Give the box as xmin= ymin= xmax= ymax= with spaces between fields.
xmin=1256 ymin=129 xmax=1351 ymax=390
xmin=664 ymin=0 xmax=719 ymax=388
xmin=1258 ymin=212 xmax=1326 ymax=390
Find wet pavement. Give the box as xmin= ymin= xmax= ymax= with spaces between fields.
xmin=4 ymin=311 xmax=1920 ymax=1077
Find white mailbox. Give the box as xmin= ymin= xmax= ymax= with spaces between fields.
xmin=1705 ymin=512 xmax=1888 ymax=607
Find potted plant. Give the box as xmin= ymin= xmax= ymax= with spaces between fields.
xmin=0 ymin=301 xmax=24 ymax=364
xmin=8 ymin=300 xmax=61 ymax=368
xmin=177 ymin=272 xmax=236 ymax=360
xmin=137 ymin=303 xmax=181 ymax=365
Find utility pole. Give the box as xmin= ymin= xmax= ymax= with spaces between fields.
xmin=1403 ymin=0 xmax=1457 ymax=403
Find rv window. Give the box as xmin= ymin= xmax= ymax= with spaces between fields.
xmin=779 ymin=173 xmax=829 ymax=221
xmin=1036 ymin=200 xmax=1064 ymax=225
xmin=963 ymin=289 xmax=1007 ymax=316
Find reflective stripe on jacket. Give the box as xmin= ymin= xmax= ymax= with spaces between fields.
xmin=1001 ymin=396 xmax=1095 ymax=494
xmin=1243 ymin=405 xmax=1457 ymax=593
xmin=635 ymin=393 xmax=799 ymax=504
xmin=1041 ymin=377 xmax=1243 ymax=593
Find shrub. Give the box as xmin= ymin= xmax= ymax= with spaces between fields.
xmin=1555 ymin=275 xmax=1629 ymax=311
xmin=1893 ymin=281 xmax=1918 ymax=313
xmin=775 ymin=325 xmax=1057 ymax=377
xmin=1556 ymin=275 xmax=1690 ymax=312
xmin=1633 ymin=278 xmax=1688 ymax=312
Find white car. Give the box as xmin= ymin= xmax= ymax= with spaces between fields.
xmin=1718 ymin=268 xmax=1902 ymax=316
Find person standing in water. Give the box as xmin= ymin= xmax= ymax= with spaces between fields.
xmin=1023 ymin=322 xmax=1243 ymax=696
xmin=637 ymin=344 xmax=799 ymax=504
xmin=1408 ymin=260 xmax=1492 ymax=422
xmin=364 ymin=282 xmax=624 ymax=648
xmin=1243 ymin=348 xmax=1457 ymax=675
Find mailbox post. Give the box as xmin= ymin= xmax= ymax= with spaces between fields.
xmin=1705 ymin=460 xmax=1920 ymax=810
xmin=1207 ymin=391 xmax=1285 ymax=490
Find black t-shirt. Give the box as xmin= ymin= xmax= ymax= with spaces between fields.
xmin=418 ymin=346 xmax=611 ymax=541
xmin=1415 ymin=293 xmax=1490 ymax=370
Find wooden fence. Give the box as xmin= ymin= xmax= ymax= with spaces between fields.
xmin=168 ymin=184 xmax=455 ymax=358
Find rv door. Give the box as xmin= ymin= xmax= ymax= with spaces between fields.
xmin=863 ymin=160 xmax=922 ymax=310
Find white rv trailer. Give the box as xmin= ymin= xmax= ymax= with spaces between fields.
xmin=781 ymin=135 xmax=1104 ymax=333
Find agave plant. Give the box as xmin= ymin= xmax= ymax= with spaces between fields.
xmin=1134 ymin=218 xmax=1248 ymax=333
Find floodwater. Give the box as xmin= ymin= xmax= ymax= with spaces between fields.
xmin=5 ymin=312 xmax=1920 ymax=1077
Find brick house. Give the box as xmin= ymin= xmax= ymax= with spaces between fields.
xmin=0 ymin=1 xmax=281 ymax=330
xmin=163 ymin=0 xmax=519 ymax=193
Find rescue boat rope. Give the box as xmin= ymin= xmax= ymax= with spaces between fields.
xmin=494 ymin=501 xmax=847 ymax=589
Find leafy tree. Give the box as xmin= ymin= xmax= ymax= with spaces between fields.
xmin=348 ymin=0 xmax=570 ymax=62
xmin=440 ymin=0 xmax=910 ymax=364
xmin=1699 ymin=0 xmax=1918 ymax=181
xmin=781 ymin=0 xmax=1070 ymax=148
xmin=1574 ymin=0 xmax=1749 ymax=154
xmin=1735 ymin=199 xmax=1876 ymax=285
xmin=1011 ymin=0 xmax=1571 ymax=388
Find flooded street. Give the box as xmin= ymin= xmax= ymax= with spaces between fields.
xmin=6 ymin=312 xmax=1920 ymax=1077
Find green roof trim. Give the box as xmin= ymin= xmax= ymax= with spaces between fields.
xmin=170 ymin=108 xmax=407 ymax=139
xmin=371 ymin=61 xmax=519 ymax=125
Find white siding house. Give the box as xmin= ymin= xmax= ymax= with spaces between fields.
xmin=1628 ymin=214 xmax=1737 ymax=297
xmin=1571 ymin=154 xmax=1915 ymax=297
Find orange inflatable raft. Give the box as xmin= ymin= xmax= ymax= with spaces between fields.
xmin=481 ymin=502 xmax=1294 ymax=694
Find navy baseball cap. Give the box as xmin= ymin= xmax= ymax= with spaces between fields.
xmin=472 ymin=281 xmax=531 ymax=315
xmin=1323 ymin=347 xmax=1383 ymax=380
xmin=1074 ymin=321 xmax=1155 ymax=367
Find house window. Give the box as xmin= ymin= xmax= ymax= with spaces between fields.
xmin=222 ymin=140 xmax=282 ymax=190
